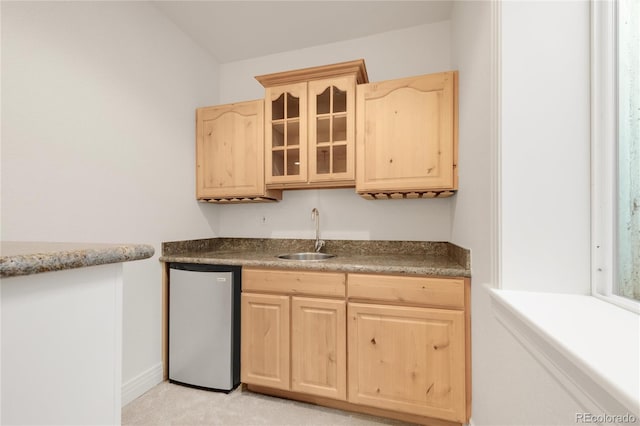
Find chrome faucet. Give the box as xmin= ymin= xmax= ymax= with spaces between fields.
xmin=311 ymin=208 xmax=325 ymax=252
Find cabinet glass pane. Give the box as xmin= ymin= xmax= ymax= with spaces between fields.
xmin=317 ymin=118 xmax=330 ymax=143
xmin=333 ymin=87 xmax=347 ymax=113
xmin=333 ymin=145 xmax=347 ymax=173
xmin=287 ymin=93 xmax=299 ymax=118
xmin=317 ymin=87 xmax=331 ymax=114
xmin=287 ymin=121 xmax=299 ymax=146
xmin=317 ymin=147 xmax=330 ymax=174
xmin=287 ymin=149 xmax=300 ymax=175
xmin=333 ymin=116 xmax=347 ymax=142
xmin=272 ymin=123 xmax=285 ymax=147
xmin=272 ymin=94 xmax=285 ymax=120
xmin=272 ymin=150 xmax=284 ymax=176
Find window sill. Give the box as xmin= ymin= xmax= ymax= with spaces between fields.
xmin=489 ymin=288 xmax=639 ymax=417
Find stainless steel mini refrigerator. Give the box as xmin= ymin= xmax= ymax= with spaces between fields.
xmin=168 ymin=263 xmax=241 ymax=392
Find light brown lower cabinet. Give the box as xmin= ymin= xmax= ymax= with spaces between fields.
xmin=241 ymin=268 xmax=470 ymax=426
xmin=291 ymin=297 xmax=346 ymax=400
xmin=348 ymin=303 xmax=466 ymax=422
xmin=240 ymin=293 xmax=290 ymax=390
xmin=241 ymin=268 xmax=347 ymax=400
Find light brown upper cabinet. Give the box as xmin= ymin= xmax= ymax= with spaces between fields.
xmin=263 ymin=83 xmax=309 ymax=186
xmin=356 ymin=71 xmax=458 ymax=199
xmin=196 ymin=100 xmax=282 ymax=203
xmin=196 ymin=64 xmax=459 ymax=202
xmin=256 ymin=60 xmax=368 ymax=189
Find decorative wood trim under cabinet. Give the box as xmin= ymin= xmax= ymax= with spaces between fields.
xmin=198 ymin=194 xmax=281 ymax=204
xmin=255 ymin=59 xmax=369 ymax=87
xmin=359 ymin=190 xmax=456 ymax=200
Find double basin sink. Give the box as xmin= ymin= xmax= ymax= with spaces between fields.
xmin=277 ymin=252 xmax=335 ymax=261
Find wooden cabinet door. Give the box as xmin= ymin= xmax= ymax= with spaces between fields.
xmin=196 ymin=100 xmax=265 ymax=198
xmin=241 ymin=293 xmax=290 ymax=390
xmin=308 ymin=77 xmax=356 ymax=185
xmin=291 ymin=297 xmax=346 ymax=400
xmin=356 ymin=71 xmax=458 ymax=193
xmin=348 ymin=302 xmax=466 ymax=422
xmin=265 ymin=83 xmax=308 ymax=186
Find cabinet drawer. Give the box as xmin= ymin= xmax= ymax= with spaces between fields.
xmin=347 ymin=274 xmax=464 ymax=309
xmin=243 ymin=268 xmax=346 ymax=298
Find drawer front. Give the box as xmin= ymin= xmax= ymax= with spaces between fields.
xmin=243 ymin=268 xmax=346 ymax=298
xmin=348 ymin=274 xmax=464 ymax=309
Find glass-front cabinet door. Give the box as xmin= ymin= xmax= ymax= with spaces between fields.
xmin=308 ymin=76 xmax=356 ymax=184
xmin=259 ymin=60 xmax=367 ymax=189
xmin=265 ymin=82 xmax=308 ymax=185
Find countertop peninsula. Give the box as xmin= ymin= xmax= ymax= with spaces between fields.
xmin=160 ymin=238 xmax=470 ymax=277
xmin=0 ymin=241 xmax=155 ymax=278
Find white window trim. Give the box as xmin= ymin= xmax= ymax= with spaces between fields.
xmin=489 ymin=288 xmax=640 ymax=419
xmin=591 ymin=0 xmax=640 ymax=314
xmin=487 ymin=1 xmax=640 ymax=420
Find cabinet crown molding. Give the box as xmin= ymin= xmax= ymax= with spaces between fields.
xmin=255 ymin=59 xmax=368 ymax=88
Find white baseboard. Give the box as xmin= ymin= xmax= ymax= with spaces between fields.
xmin=121 ymin=362 xmax=164 ymax=407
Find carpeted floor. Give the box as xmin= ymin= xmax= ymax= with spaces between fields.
xmin=122 ymin=382 xmax=412 ymax=425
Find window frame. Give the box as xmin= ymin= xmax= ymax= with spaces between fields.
xmin=591 ymin=0 xmax=640 ymax=314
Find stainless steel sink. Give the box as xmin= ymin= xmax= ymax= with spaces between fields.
xmin=277 ymin=252 xmax=336 ymax=261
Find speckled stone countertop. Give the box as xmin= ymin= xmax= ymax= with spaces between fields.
xmin=160 ymin=238 xmax=470 ymax=277
xmin=0 ymin=242 xmax=155 ymax=278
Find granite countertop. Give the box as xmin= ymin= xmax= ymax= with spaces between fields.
xmin=160 ymin=238 xmax=470 ymax=277
xmin=0 ymin=242 xmax=155 ymax=278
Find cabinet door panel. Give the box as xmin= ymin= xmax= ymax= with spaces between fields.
xmin=308 ymin=77 xmax=356 ymax=184
xmin=241 ymin=293 xmax=290 ymax=390
xmin=265 ymin=83 xmax=308 ymax=185
xmin=356 ymin=72 xmax=457 ymax=193
xmin=348 ymin=302 xmax=466 ymax=422
xmin=291 ymin=297 xmax=346 ymax=400
xmin=196 ymin=100 xmax=265 ymax=198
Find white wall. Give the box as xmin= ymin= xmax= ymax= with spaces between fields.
xmin=500 ymin=1 xmax=591 ymax=294
xmin=450 ymin=2 xmax=492 ymax=286
xmin=450 ymin=1 xmax=595 ymax=425
xmin=448 ymin=3 xmax=496 ymax=424
xmin=1 ymin=1 xmax=219 ymax=393
xmin=2 ymin=264 xmax=124 ymax=425
xmin=213 ymin=22 xmax=454 ymax=242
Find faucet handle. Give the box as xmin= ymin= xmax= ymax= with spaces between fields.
xmin=315 ymin=239 xmax=325 ymax=253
